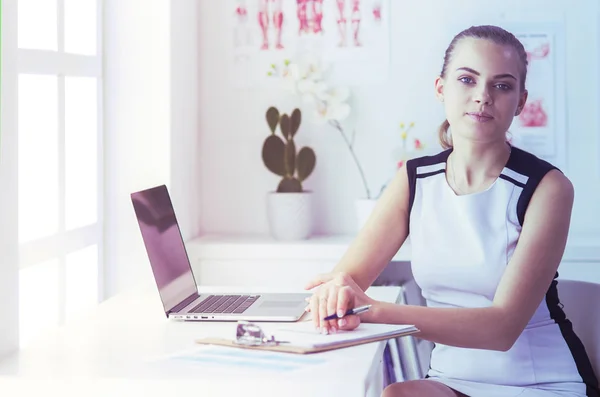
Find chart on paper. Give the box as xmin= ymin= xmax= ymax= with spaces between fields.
xmin=153 ymin=345 xmax=327 ymax=374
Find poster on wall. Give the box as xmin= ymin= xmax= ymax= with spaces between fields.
xmin=509 ymin=31 xmax=558 ymax=159
xmin=228 ymin=0 xmax=390 ymax=88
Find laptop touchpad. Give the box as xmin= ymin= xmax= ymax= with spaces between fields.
xmin=259 ymin=301 xmax=301 ymax=309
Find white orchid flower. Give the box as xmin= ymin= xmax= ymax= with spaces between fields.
xmin=313 ymin=101 xmax=351 ymax=124
xmin=301 ymin=92 xmax=316 ymax=105
xmin=296 ymin=53 xmax=328 ymax=80
xmin=306 ymin=63 xmax=326 ymax=81
xmin=328 ymin=102 xmax=351 ymax=121
xmin=280 ymin=63 xmax=296 ymax=79
xmin=276 ymin=63 xmax=301 ymax=94
xmin=297 ymin=79 xmax=329 ymax=96
xmin=317 ymin=86 xmax=350 ymax=104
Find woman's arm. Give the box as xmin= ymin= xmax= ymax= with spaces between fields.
xmin=366 ymin=170 xmax=575 ymax=352
xmin=309 ymin=165 xmax=411 ymax=291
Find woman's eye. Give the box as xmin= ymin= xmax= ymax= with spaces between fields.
xmin=459 ymin=76 xmax=474 ymax=84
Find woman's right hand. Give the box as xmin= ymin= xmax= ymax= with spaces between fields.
xmin=304 ymin=272 xmax=376 ymax=334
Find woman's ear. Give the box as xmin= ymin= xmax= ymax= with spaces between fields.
xmin=516 ymin=89 xmax=528 ymax=115
xmin=434 ymin=76 xmax=445 ymax=102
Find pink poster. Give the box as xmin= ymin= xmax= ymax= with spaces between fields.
xmin=510 ymin=32 xmax=557 ymax=157
xmin=228 ymin=0 xmax=390 ymax=88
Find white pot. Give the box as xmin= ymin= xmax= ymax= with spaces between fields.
xmin=355 ymin=198 xmax=378 ymax=231
xmin=266 ymin=192 xmax=313 ymax=241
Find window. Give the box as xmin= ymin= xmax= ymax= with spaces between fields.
xmin=16 ymin=0 xmax=103 ymax=348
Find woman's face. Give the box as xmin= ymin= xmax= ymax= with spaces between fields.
xmin=435 ymin=37 xmax=528 ymax=144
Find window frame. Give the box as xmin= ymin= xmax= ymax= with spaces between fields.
xmin=15 ymin=0 xmax=104 ymax=335
xmin=1 ymin=0 xmax=22 ymax=356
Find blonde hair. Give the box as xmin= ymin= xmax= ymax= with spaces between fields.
xmin=437 ymin=25 xmax=528 ymax=149
xmin=438 ymin=120 xmax=452 ymax=150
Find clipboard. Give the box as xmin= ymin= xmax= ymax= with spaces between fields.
xmin=196 ymin=321 xmax=420 ymax=355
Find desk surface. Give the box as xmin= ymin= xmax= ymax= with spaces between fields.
xmin=0 ymin=285 xmax=402 ymax=397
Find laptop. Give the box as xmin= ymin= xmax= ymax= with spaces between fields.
xmin=131 ymin=184 xmax=311 ymax=322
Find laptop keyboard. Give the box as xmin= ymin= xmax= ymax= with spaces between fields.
xmin=189 ymin=295 xmax=260 ymax=314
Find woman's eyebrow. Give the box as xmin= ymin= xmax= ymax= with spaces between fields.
xmin=456 ymin=67 xmax=517 ymax=81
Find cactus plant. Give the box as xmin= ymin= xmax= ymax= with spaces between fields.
xmin=262 ymin=106 xmax=316 ymax=193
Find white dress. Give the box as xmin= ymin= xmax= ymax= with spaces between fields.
xmin=406 ymin=147 xmax=599 ymax=397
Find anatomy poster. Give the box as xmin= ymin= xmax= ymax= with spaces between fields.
xmin=510 ymin=31 xmax=558 ymax=158
xmin=228 ymin=0 xmax=390 ymax=88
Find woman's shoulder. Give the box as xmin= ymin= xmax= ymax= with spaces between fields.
xmin=405 ymin=148 xmax=452 ymax=172
xmin=508 ymin=146 xmax=571 ymax=226
xmin=506 ymin=146 xmax=561 ymax=182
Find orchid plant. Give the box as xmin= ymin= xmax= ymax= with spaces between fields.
xmin=370 ymin=121 xmax=425 ymax=199
xmin=393 ymin=121 xmax=424 ymax=169
xmin=268 ymin=55 xmax=372 ymax=198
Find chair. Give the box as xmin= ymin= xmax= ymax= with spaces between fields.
xmin=557 ymin=279 xmax=600 ymax=379
xmin=376 ymin=262 xmax=434 ymax=381
xmin=384 ymin=283 xmax=430 ymax=382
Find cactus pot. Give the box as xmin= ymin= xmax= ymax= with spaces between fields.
xmin=266 ymin=191 xmax=313 ymax=241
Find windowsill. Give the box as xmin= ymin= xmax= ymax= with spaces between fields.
xmin=185 ymin=233 xmax=411 ymax=262
xmin=185 ymin=233 xmax=599 ymax=263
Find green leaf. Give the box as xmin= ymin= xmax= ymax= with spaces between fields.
xmin=262 ymin=135 xmax=286 ymax=176
xmin=280 ymin=113 xmax=291 ymax=140
xmin=290 ymin=108 xmax=301 ymax=137
xmin=296 ymin=147 xmax=316 ymax=182
xmin=266 ymin=107 xmax=279 ymax=134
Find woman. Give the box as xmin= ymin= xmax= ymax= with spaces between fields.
xmin=304 ymin=25 xmax=599 ymax=397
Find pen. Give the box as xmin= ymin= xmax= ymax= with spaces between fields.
xmin=323 ymin=304 xmax=372 ymax=321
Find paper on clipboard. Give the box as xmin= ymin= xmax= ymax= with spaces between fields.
xmin=195 ymin=322 xmax=419 ymax=354
xmin=273 ymin=322 xmax=418 ymax=349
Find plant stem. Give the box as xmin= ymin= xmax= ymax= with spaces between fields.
xmin=330 ymin=120 xmax=371 ymax=199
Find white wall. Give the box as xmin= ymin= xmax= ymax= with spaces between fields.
xmin=0 ymin=0 xmax=20 ymax=358
xmin=196 ymin=0 xmax=600 ymax=246
xmin=169 ymin=0 xmax=200 ymax=242
xmin=103 ymin=0 xmax=172 ymax=297
xmin=103 ymin=0 xmax=199 ymax=298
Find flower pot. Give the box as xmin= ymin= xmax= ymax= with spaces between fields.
xmin=355 ymin=198 xmax=378 ymax=231
xmin=266 ymin=192 xmax=313 ymax=240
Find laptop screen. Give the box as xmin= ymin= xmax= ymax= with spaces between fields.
xmin=131 ymin=185 xmax=198 ymax=314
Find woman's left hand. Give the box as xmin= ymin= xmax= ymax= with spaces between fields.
xmin=304 ymin=272 xmax=377 ymax=334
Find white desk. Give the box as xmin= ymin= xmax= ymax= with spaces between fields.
xmin=0 ymin=284 xmax=402 ymax=397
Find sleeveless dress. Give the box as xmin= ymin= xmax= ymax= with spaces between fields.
xmin=406 ymin=147 xmax=599 ymax=397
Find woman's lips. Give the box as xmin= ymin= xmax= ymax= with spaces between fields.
xmin=467 ymin=112 xmax=494 ymax=122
